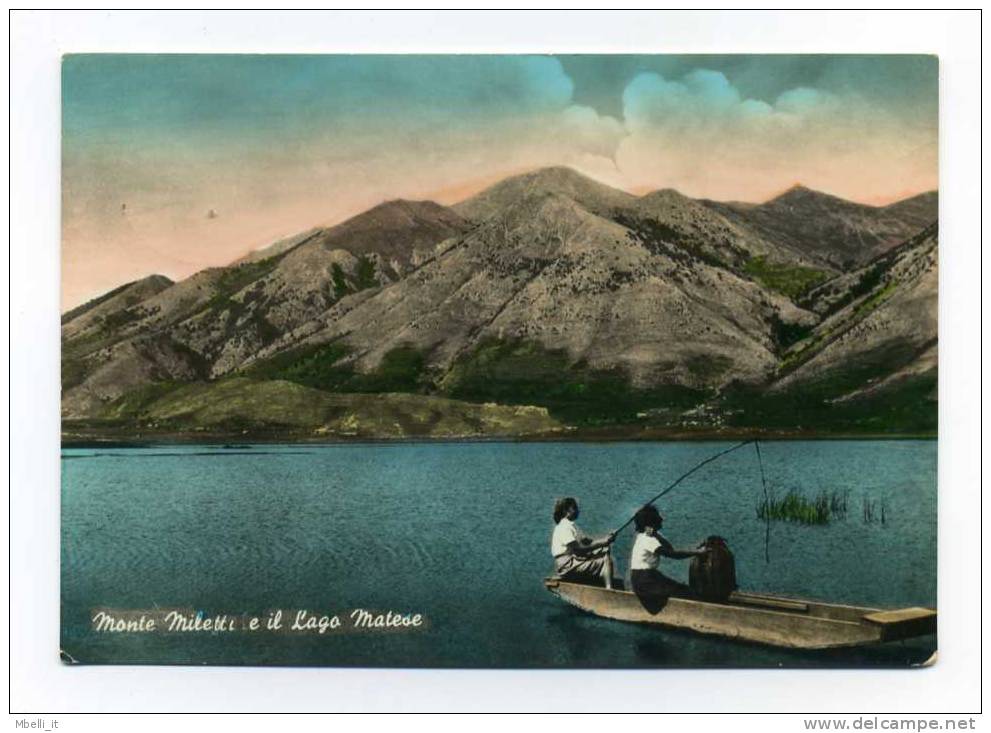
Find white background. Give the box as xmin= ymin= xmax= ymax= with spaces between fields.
xmin=7 ymin=9 xmax=984 ymax=718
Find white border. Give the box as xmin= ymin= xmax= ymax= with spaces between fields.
xmin=8 ymin=9 xmax=983 ymax=714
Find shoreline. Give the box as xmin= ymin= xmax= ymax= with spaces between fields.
xmin=61 ymin=427 xmax=938 ymax=448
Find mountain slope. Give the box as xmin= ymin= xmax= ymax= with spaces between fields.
xmin=706 ymin=224 xmax=938 ymax=434
xmin=631 ymin=188 xmax=772 ymax=270
xmin=170 ymin=200 xmax=470 ymax=376
xmin=253 ymin=182 xmax=812 ymax=393
xmin=61 ymin=274 xmax=173 ymax=338
xmin=453 ymin=166 xmax=637 ymax=221
xmin=703 ymin=185 xmax=937 ymax=270
xmin=624 ymin=188 xmax=836 ymax=300
xmin=62 ymin=167 xmax=938 ymax=435
xmin=61 ymin=201 xmax=469 ymax=416
xmin=882 ymin=191 xmax=939 ymax=224
xmin=309 ymin=199 xmax=469 ymax=272
xmin=774 ymin=223 xmax=938 ymax=393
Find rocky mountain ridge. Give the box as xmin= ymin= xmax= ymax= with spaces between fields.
xmin=62 ymin=167 xmax=938 ymax=437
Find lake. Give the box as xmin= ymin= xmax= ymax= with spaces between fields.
xmin=61 ymin=440 xmax=936 ymax=667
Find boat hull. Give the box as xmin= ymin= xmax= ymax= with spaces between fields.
xmin=544 ymin=578 xmax=936 ymax=650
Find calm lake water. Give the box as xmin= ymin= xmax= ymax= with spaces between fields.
xmin=61 ymin=440 xmax=936 ymax=668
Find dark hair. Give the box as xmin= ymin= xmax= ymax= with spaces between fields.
xmin=553 ymin=497 xmax=578 ymax=524
xmin=634 ymin=504 xmax=663 ymax=533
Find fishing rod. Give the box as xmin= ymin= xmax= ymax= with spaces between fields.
xmin=612 ymin=437 xmax=774 ymax=563
xmin=613 ymin=439 xmax=755 ymax=534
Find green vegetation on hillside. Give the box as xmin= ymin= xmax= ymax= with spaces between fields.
xmin=617 ymin=215 xmax=833 ymax=304
xmin=617 ymin=214 xmax=738 ymax=271
xmin=852 ymin=282 xmax=897 ymax=319
xmin=214 ymin=255 xmax=283 ymax=296
xmin=331 ymin=255 xmax=379 ymax=299
xmin=77 ymin=377 xmax=562 ymax=440
xmin=237 ymin=335 xmax=937 ymax=435
xmin=60 ymin=281 xmax=136 ymax=324
xmin=441 ymin=338 xmax=708 ymax=425
xmin=331 ymin=264 xmax=351 ymax=299
xmin=61 ymin=355 xmax=93 ymax=392
xmin=720 ymin=345 xmax=936 ymax=434
xmin=684 ymin=353 xmax=734 ymax=381
xmin=771 ymin=315 xmax=814 ymax=350
xmin=354 ymin=256 xmax=378 ymax=290
xmin=243 ymin=337 xmax=709 ymax=427
xmin=743 ymin=256 xmax=831 ymax=300
xmin=244 ymin=342 xmax=429 ymax=394
xmin=801 ymin=260 xmax=886 ymax=314
xmin=193 ymin=254 xmax=286 ymax=332
xmin=780 ymin=278 xmax=902 ymax=376
xmin=100 ymin=380 xmax=188 ymax=420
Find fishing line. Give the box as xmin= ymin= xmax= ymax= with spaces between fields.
xmin=613 ymin=439 xmax=754 ymax=534
xmin=754 ymin=440 xmax=771 ymax=564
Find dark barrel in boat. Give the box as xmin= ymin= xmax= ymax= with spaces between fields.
xmin=689 ymin=536 xmax=737 ymax=601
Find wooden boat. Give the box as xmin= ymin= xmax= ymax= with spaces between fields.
xmin=544 ymin=577 xmax=936 ymax=650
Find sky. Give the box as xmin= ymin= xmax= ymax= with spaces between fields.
xmin=62 ymin=54 xmax=938 ymax=309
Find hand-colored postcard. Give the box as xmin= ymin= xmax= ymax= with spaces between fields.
xmin=61 ymin=54 xmax=937 ymax=668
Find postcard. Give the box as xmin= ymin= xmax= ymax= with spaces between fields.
xmin=60 ymin=54 xmax=937 ymax=668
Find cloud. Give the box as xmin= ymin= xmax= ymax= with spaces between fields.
xmin=559 ymin=105 xmax=625 ymax=158
xmin=607 ymin=69 xmax=936 ymax=202
xmin=623 ymin=70 xmax=750 ymax=131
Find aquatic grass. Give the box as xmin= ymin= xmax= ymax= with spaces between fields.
xmin=863 ymin=496 xmax=888 ymax=524
xmin=755 ymin=489 xmax=848 ymax=525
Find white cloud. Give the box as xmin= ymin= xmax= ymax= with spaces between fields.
xmin=602 ymin=68 xmax=936 ymax=202
xmin=559 ymin=104 xmax=625 ymax=158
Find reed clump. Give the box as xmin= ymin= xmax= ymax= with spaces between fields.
xmin=756 ymin=489 xmax=848 ymax=525
xmin=862 ymin=496 xmax=888 ymax=524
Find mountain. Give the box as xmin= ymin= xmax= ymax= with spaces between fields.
xmin=713 ymin=223 xmax=937 ymax=433
xmin=303 ymin=199 xmax=470 ymax=273
xmin=627 ymin=187 xmax=837 ymax=301
xmin=702 ymin=185 xmax=938 ymax=270
xmin=777 ymin=223 xmax=937 ymax=394
xmin=61 ymin=167 xmax=937 ymax=437
xmin=453 ymin=166 xmax=636 ymax=221
xmin=234 ymin=228 xmax=322 ymax=264
xmin=882 ymin=191 xmax=939 ymax=223
xmin=266 ymin=182 xmax=808 ymax=392
xmin=61 ymin=274 xmax=173 ymax=335
xmin=632 ymin=188 xmax=774 ymax=269
xmin=61 ymin=201 xmax=469 ymax=416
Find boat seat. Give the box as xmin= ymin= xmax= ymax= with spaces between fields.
xmin=863 ymin=607 xmax=936 ymax=625
xmin=546 ymin=575 xmax=625 ymax=591
xmin=863 ymin=607 xmax=937 ymax=642
xmin=730 ymin=592 xmax=810 ymax=613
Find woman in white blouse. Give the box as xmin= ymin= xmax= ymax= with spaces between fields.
xmin=630 ymin=504 xmax=705 ymax=610
xmin=550 ymin=497 xmax=617 ymax=589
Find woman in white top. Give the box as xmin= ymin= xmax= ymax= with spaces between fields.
xmin=551 ymin=497 xmax=616 ymax=589
xmin=630 ymin=504 xmax=705 ymax=611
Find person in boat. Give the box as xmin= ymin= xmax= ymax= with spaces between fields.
xmin=551 ymin=497 xmax=617 ymax=589
xmin=630 ymin=504 xmax=705 ymax=610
